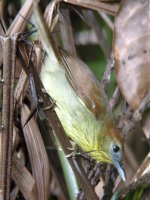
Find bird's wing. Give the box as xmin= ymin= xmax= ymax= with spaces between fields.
xmin=59 ymin=49 xmax=109 ymax=119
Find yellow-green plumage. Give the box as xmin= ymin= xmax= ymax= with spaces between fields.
xmin=39 ymin=29 xmax=125 ymax=180
xmin=41 ymin=50 xmax=122 ymax=163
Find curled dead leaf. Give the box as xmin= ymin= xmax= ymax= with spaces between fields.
xmin=114 ymin=0 xmax=150 ymax=110
xmin=21 ymin=104 xmax=50 ymax=200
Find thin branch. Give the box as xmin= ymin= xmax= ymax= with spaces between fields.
xmin=101 ymin=55 xmax=114 ymax=93
xmin=98 ymin=12 xmax=114 ymax=30
xmin=133 ymin=91 xmax=150 ymax=122
xmin=109 ymin=87 xmax=121 ymax=109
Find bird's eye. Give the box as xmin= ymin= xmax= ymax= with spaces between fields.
xmin=113 ymin=145 xmax=120 ymax=153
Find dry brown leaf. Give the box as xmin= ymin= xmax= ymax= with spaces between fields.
xmin=12 ymin=154 xmax=37 ymax=200
xmin=34 ymin=40 xmax=43 ymax=73
xmin=114 ymin=0 xmax=150 ymax=143
xmin=44 ymin=0 xmax=60 ymax=31
xmin=21 ymin=104 xmax=50 ymax=200
xmin=114 ymin=0 xmax=150 ymax=110
xmin=7 ymin=0 xmax=33 ymax=35
xmin=62 ymin=0 xmax=119 ymax=15
xmin=14 ymin=70 xmax=27 ymax=106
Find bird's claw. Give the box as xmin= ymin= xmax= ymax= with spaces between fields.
xmin=66 ymin=146 xmax=93 ymax=161
xmin=66 ymin=144 xmax=80 ymax=158
xmin=66 ymin=151 xmax=78 ymax=158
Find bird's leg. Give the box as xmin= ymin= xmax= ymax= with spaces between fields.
xmin=66 ymin=142 xmax=79 ymax=158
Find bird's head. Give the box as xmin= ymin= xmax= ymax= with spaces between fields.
xmin=109 ymin=141 xmax=125 ymax=181
xmin=94 ymin=138 xmax=125 ymax=181
xmin=103 ymin=122 xmax=126 ymax=181
xmin=93 ymin=126 xmax=126 ymax=181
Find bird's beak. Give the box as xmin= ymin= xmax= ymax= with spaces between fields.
xmin=113 ymin=160 xmax=126 ymax=181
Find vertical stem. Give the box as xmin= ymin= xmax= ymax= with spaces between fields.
xmin=1 ymin=37 xmax=11 ymax=200
xmin=0 ymin=34 xmax=18 ymax=200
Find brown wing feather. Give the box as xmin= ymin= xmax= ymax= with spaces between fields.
xmin=59 ymin=49 xmax=122 ymax=142
xmin=60 ymin=49 xmax=108 ymax=119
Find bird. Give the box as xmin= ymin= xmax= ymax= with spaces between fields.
xmin=39 ymin=33 xmax=125 ymax=181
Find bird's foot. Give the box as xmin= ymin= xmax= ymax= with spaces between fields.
xmin=66 ymin=144 xmax=93 ymax=162
xmin=66 ymin=143 xmax=79 ymax=158
xmin=65 ymin=151 xmax=78 ymax=158
xmin=66 ymin=151 xmax=91 ymax=160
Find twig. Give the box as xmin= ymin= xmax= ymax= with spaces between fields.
xmin=109 ymin=87 xmax=121 ymax=109
xmin=118 ymin=91 xmax=150 ymax=138
xmin=132 ymin=91 xmax=150 ymax=122
xmin=101 ymin=55 xmax=114 ymax=93
xmin=98 ymin=12 xmax=114 ymax=30
xmin=117 ymin=102 xmax=134 ymax=137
